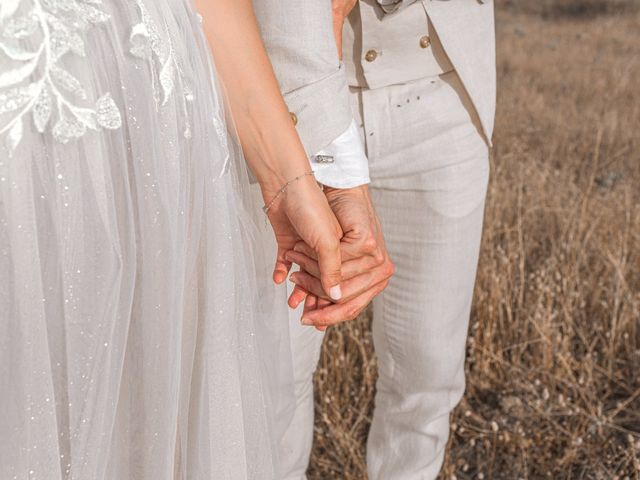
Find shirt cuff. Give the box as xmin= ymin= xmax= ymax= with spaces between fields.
xmin=309 ymin=119 xmax=370 ymax=189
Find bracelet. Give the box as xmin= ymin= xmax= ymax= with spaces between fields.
xmin=262 ymin=171 xmax=317 ymax=215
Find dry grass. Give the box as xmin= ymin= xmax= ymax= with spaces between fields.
xmin=308 ymin=4 xmax=640 ymax=479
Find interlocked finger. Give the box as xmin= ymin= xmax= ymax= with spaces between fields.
xmin=301 ymin=279 xmax=389 ymax=327
xmin=290 ymin=269 xmax=379 ymax=304
xmin=285 ymin=250 xmax=381 ymax=283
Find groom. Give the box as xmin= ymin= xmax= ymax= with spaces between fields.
xmin=254 ymin=0 xmax=496 ymax=478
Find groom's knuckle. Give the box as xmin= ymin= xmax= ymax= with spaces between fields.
xmin=383 ymin=259 xmax=395 ymax=278
xmin=361 ymin=234 xmax=378 ymax=255
xmin=372 ymin=249 xmax=385 ymax=265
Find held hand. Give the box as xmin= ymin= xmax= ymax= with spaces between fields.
xmin=264 ymin=175 xmax=344 ymax=301
xmin=286 ymin=185 xmax=395 ymax=327
xmin=332 ymin=0 xmax=357 ymax=61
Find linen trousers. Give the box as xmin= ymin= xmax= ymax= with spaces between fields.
xmin=279 ymin=70 xmax=490 ymax=480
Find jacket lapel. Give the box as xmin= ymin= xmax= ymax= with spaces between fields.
xmin=421 ymin=0 xmax=497 ymax=142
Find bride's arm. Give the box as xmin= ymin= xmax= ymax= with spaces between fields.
xmin=195 ymin=0 xmax=302 ymax=192
xmin=195 ymin=0 xmax=344 ymax=300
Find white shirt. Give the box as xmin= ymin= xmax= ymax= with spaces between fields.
xmin=310 ymin=119 xmax=370 ymax=189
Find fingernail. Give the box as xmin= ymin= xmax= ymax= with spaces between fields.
xmin=289 ymin=273 xmax=298 ymax=283
xmin=329 ymin=285 xmax=342 ymax=301
xmin=300 ymin=317 xmax=313 ymax=326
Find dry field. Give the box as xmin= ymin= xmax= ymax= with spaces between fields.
xmin=308 ymin=2 xmax=640 ymax=479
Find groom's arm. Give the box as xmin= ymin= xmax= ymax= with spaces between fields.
xmin=252 ymin=0 xmax=369 ymax=189
xmin=254 ymin=0 xmax=393 ymax=324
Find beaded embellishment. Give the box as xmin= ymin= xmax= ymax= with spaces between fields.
xmin=129 ymin=0 xmax=194 ymax=139
xmin=0 ymin=0 xmax=122 ymax=153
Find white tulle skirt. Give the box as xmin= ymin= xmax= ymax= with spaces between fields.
xmin=0 ymin=1 xmax=294 ymax=478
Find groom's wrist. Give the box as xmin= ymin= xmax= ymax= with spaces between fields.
xmin=309 ymin=119 xmax=371 ymax=189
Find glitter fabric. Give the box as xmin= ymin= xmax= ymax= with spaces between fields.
xmin=0 ymin=1 xmax=295 ymax=478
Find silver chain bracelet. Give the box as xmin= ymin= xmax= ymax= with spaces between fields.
xmin=262 ymin=171 xmax=318 ymax=216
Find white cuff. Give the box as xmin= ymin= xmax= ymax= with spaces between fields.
xmin=310 ymin=120 xmax=370 ymax=189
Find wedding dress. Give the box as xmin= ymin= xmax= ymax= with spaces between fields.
xmin=0 ymin=0 xmax=294 ymax=478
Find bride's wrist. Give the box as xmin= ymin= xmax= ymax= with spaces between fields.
xmin=261 ymin=172 xmax=321 ymax=214
xmin=258 ymin=167 xmax=309 ymax=199
xmin=253 ymin=144 xmax=316 ymax=201
xmin=239 ymin=107 xmax=311 ymax=188
xmin=250 ymin=144 xmax=313 ymax=194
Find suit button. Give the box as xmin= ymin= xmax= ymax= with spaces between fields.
xmin=364 ymin=49 xmax=378 ymax=62
xmin=419 ymin=35 xmax=431 ymax=48
xmin=290 ymin=112 xmax=298 ymax=126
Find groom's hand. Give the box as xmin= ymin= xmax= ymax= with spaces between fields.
xmin=332 ymin=0 xmax=357 ymax=61
xmin=265 ymin=175 xmax=344 ymax=301
xmin=286 ymin=185 xmax=394 ymax=327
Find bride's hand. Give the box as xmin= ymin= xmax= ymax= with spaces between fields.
xmin=195 ymin=0 xmax=345 ymax=300
xmin=263 ymin=174 xmax=344 ymax=301
xmin=285 ymin=185 xmax=394 ymax=328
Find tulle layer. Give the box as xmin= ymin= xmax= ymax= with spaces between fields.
xmin=0 ymin=1 xmax=293 ymax=478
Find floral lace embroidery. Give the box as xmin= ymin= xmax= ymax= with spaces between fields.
xmin=129 ymin=0 xmax=194 ymax=139
xmin=0 ymin=0 xmax=122 ymax=154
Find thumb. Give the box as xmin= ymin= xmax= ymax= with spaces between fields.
xmin=317 ymin=238 xmax=342 ymax=301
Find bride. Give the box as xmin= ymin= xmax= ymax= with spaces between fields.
xmin=0 ymin=0 xmax=356 ymax=477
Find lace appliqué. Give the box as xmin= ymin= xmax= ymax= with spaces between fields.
xmin=0 ymin=0 xmax=122 ymax=154
xmin=129 ymin=0 xmax=193 ymax=139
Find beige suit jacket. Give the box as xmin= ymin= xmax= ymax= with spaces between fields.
xmin=425 ymin=0 xmax=496 ymax=141
xmin=253 ymin=0 xmax=353 ymax=157
xmin=254 ymin=0 xmax=496 ymax=154
xmin=344 ymin=0 xmax=496 ymax=143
